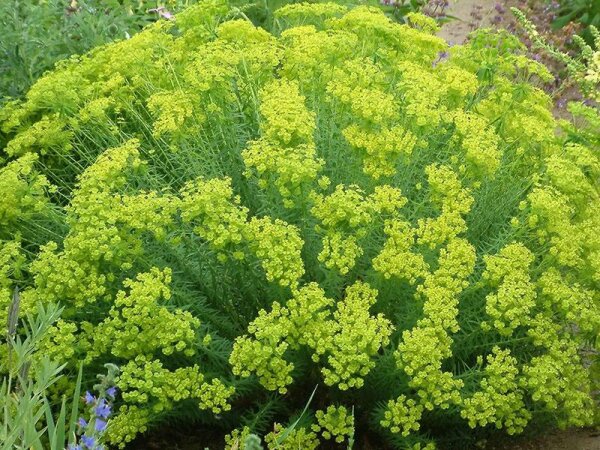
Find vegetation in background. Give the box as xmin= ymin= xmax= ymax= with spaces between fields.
xmin=0 ymin=0 xmax=450 ymax=104
xmin=550 ymin=0 xmax=600 ymax=44
xmin=0 ymin=0 xmax=202 ymax=101
xmin=513 ymin=7 xmax=599 ymax=101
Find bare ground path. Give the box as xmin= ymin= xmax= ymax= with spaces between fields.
xmin=437 ymin=0 xmax=498 ymax=45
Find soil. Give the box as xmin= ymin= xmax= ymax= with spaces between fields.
xmin=438 ymin=0 xmax=498 ymax=45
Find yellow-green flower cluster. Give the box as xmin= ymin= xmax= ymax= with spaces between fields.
xmin=231 ymin=281 xmax=392 ymax=392
xmin=405 ymin=11 xmax=439 ymax=34
xmin=181 ymin=177 xmax=305 ymax=288
xmin=216 ymin=19 xmax=281 ymax=89
xmin=23 ymin=140 xmax=180 ymax=312
xmin=327 ymin=56 xmax=418 ymax=178
xmin=180 ymin=177 xmax=248 ymax=254
xmin=450 ymin=110 xmax=501 ymax=179
xmin=436 ymin=64 xmax=479 ymax=106
xmin=275 ymin=2 xmax=347 ymax=25
xmin=396 ymin=327 xmax=463 ymax=411
xmin=477 ymin=78 xmax=555 ymax=149
xmin=417 ymin=238 xmax=476 ymax=333
xmin=388 ymin=238 xmax=474 ymax=426
xmin=397 ymin=61 xmax=447 ymax=128
xmin=224 ymin=426 xmax=255 ymax=450
xmin=312 ymin=185 xmax=371 ymax=274
xmin=416 ymin=164 xmax=474 ymax=248
xmin=245 ymin=217 xmax=305 ymax=290
xmin=243 ymin=79 xmax=323 ymax=206
xmin=105 ymin=405 xmax=150 ymax=449
xmin=312 ymin=184 xmax=375 ymax=232
xmin=342 ymin=123 xmax=417 ymax=179
xmin=545 ymin=154 xmax=596 ymax=204
xmin=521 ymin=338 xmax=595 ymax=427
xmin=312 ymin=184 xmax=404 ymax=274
xmin=224 ymin=426 xmax=251 ymax=450
xmin=537 ymin=268 xmax=599 ymax=335
xmin=524 ymin=186 xmax=580 ymax=268
xmin=318 ymin=233 xmax=363 ymax=276
xmin=481 ymin=243 xmax=537 ymax=336
xmin=118 ymin=356 xmax=234 ymax=414
xmin=38 ymin=319 xmax=79 ymax=362
xmin=265 ymin=423 xmax=320 ymax=450
xmin=0 ymin=153 xmax=54 ymax=226
xmin=381 ymin=395 xmax=424 ymax=436
xmin=327 ymin=7 xmax=445 ymax=62
xmin=395 ymin=59 xmax=479 ymax=145
xmin=286 ymin=282 xmax=334 ymax=349
xmin=279 ymin=26 xmax=358 ymax=89
xmin=147 ymin=89 xmax=199 ymax=138
xmin=373 ymin=220 xmax=429 ymax=283
xmin=258 ymin=79 xmax=315 ymax=145
xmin=461 ymin=347 xmax=530 ymax=434
xmin=230 ymin=301 xmax=294 ymax=393
xmin=90 ymin=268 xmax=199 ymax=359
xmin=312 ymin=405 xmax=354 ymax=444
xmin=318 ymin=281 xmax=393 ymax=390
xmin=4 ymin=114 xmax=73 ymax=158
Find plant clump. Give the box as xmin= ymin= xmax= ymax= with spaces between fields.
xmin=0 ymin=1 xmax=598 ymax=448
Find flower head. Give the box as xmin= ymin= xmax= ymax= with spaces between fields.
xmin=106 ymin=386 xmax=117 ymax=399
xmin=95 ymin=419 xmax=107 ymax=432
xmin=81 ymin=435 xmax=95 ymax=448
xmin=94 ymin=398 xmax=111 ymax=419
xmin=84 ymin=391 xmax=95 ymax=405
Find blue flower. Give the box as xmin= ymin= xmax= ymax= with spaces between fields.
xmin=95 ymin=419 xmax=107 ymax=432
xmin=81 ymin=435 xmax=95 ymax=448
xmin=68 ymin=444 xmax=82 ymax=450
xmin=77 ymin=417 xmax=88 ymax=428
xmin=84 ymin=391 xmax=96 ymax=405
xmin=94 ymin=398 xmax=111 ymax=419
xmin=106 ymin=386 xmax=117 ymax=399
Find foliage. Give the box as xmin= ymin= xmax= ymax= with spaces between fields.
xmin=0 ymin=301 xmax=84 ymax=450
xmin=550 ymin=0 xmax=600 ymax=44
xmin=0 ymin=0 xmax=201 ymax=101
xmin=513 ymin=7 xmax=600 ymax=101
xmin=0 ymin=1 xmax=599 ymax=448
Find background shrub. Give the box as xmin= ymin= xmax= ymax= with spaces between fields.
xmin=0 ymin=2 xmax=598 ymax=448
xmin=0 ymin=0 xmax=200 ymax=101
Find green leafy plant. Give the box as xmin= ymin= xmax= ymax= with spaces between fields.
xmin=0 ymin=1 xmax=598 ymax=449
xmin=513 ymin=7 xmax=600 ymax=101
xmin=551 ymin=0 xmax=600 ymax=44
xmin=1 ymin=300 xmax=84 ymax=450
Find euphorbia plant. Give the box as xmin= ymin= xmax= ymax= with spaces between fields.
xmin=0 ymin=1 xmax=598 ymax=448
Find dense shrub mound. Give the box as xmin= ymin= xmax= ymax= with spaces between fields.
xmin=1 ymin=2 xmax=599 ymax=448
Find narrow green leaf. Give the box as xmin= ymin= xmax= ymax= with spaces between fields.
xmin=67 ymin=362 xmax=84 ymax=445
xmin=53 ymin=396 xmax=67 ymax=450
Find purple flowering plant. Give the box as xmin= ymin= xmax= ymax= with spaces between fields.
xmin=69 ymin=363 xmax=119 ymax=450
